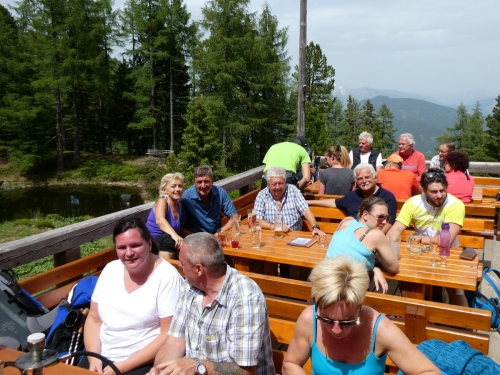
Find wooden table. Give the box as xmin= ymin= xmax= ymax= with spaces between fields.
xmin=0 ymin=347 xmax=95 ymax=374
xmin=223 ymin=229 xmax=482 ymax=300
xmin=303 ymin=180 xmax=320 ymax=194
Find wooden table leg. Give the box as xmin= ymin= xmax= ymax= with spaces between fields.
xmin=400 ymin=282 xmax=425 ymax=300
xmin=232 ymin=257 xmax=250 ymax=272
xmin=263 ymin=262 xmax=278 ymax=276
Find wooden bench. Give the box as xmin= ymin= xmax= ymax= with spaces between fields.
xmin=221 ymin=188 xmax=260 ymax=226
xmin=145 ymin=149 xmax=173 ymax=157
xmin=19 ymin=249 xmax=491 ymax=375
xmin=166 ymin=260 xmax=491 ymax=373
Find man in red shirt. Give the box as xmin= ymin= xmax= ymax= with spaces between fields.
xmin=392 ymin=133 xmax=426 ymax=182
xmin=377 ymin=154 xmax=421 ymax=200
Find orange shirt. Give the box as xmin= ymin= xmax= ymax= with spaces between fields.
xmin=377 ymin=169 xmax=420 ymax=200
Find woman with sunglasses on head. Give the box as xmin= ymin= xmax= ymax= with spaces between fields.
xmin=326 ymin=196 xmax=399 ymax=293
xmin=443 ymin=151 xmax=474 ymax=203
xmin=319 ymin=145 xmax=355 ymax=195
xmin=282 ymin=257 xmax=440 ymax=375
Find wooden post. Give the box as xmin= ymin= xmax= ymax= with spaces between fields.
xmin=297 ymin=0 xmax=307 ymax=136
xmin=404 ymin=306 xmax=426 ymax=344
xmin=54 ymin=247 xmax=81 ymax=267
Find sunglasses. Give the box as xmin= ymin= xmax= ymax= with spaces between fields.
xmin=316 ymin=307 xmax=362 ymax=328
xmin=423 ymin=170 xmax=445 ymax=179
xmin=368 ymin=213 xmax=390 ymax=222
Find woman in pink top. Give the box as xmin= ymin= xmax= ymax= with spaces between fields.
xmin=444 ymin=151 xmax=475 ymax=203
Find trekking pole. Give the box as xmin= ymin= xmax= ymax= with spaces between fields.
xmin=70 ymin=308 xmax=89 ymax=366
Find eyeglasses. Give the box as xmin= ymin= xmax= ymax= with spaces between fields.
xmin=368 ymin=213 xmax=390 ymax=222
xmin=423 ymin=170 xmax=445 ymax=180
xmin=316 ymin=307 xmax=362 ymax=328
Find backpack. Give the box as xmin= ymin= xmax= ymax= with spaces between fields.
xmin=0 ymin=268 xmax=50 ymax=350
xmin=470 ymin=267 xmax=500 ymax=330
xmin=45 ymin=276 xmax=98 ymax=356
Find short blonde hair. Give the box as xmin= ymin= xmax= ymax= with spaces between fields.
xmin=159 ymin=172 xmax=184 ymax=197
xmin=310 ymin=256 xmax=369 ymax=309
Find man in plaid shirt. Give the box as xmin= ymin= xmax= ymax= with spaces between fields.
xmin=148 ymin=233 xmax=275 ymax=375
xmin=253 ymin=166 xmax=325 ymax=236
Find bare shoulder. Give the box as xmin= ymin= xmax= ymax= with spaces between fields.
xmin=338 ymin=217 xmax=355 ymax=230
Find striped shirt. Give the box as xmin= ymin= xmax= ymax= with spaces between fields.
xmin=168 ymin=266 xmax=275 ymax=375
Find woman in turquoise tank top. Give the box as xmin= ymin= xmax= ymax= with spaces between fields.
xmin=326 ymin=196 xmax=399 ymax=293
xmin=282 ymin=257 xmax=440 ymax=375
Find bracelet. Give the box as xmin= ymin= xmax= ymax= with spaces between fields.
xmin=312 ymin=224 xmax=320 ymax=230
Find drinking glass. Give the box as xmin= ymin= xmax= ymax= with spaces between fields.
xmin=273 ymin=212 xmax=284 ymax=238
xmin=388 ymin=234 xmax=401 ymax=260
xmin=252 ymin=218 xmax=262 ymax=249
xmin=408 ymin=233 xmax=422 ymax=256
xmin=217 ymin=228 xmax=227 ymax=248
xmin=247 ymin=209 xmax=255 ymax=232
xmin=429 ymin=234 xmax=440 ymax=267
xmin=232 ymin=215 xmax=241 ymax=237
xmin=318 ymin=235 xmax=328 ymax=248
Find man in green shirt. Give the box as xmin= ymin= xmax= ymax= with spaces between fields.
xmin=262 ymin=137 xmax=311 ymax=190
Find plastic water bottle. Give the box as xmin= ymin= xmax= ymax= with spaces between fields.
xmin=439 ymin=222 xmax=451 ymax=266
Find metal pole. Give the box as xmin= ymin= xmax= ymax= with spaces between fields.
xmin=297 ymin=0 xmax=307 ymax=136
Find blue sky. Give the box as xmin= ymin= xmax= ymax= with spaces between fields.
xmin=3 ymin=0 xmax=499 ymax=102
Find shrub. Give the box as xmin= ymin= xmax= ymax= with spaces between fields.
xmin=13 ymin=218 xmax=32 ymax=226
xmin=46 ymin=213 xmax=63 ymax=220
xmin=35 ymin=219 xmax=55 ymax=229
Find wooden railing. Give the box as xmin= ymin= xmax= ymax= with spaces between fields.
xmin=0 ymin=166 xmax=264 ymax=269
xmin=1 ymin=161 xmax=500 ymax=270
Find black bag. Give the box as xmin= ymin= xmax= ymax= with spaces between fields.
xmin=0 ymin=268 xmax=49 ymax=350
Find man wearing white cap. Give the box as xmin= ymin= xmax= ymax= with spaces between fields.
xmin=377 ymin=154 xmax=421 ymax=200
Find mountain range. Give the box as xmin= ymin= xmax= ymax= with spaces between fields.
xmin=333 ymin=86 xmax=498 ymax=156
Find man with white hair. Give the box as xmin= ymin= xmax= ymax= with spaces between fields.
xmin=307 ymin=163 xmax=396 ymax=233
xmin=392 ymin=133 xmax=426 ymax=182
xmin=349 ymin=131 xmax=383 ymax=171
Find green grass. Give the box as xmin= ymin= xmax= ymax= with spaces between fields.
xmin=0 ymin=215 xmax=113 ymax=280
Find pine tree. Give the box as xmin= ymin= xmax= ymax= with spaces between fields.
xmin=436 ymin=104 xmax=468 ymax=148
xmin=290 ymin=42 xmax=335 ymax=156
xmin=179 ymin=96 xmax=226 ymax=176
xmin=187 ymin=0 xmax=260 ymax=171
xmin=374 ymin=103 xmax=397 ymax=155
xmin=485 ymin=95 xmax=500 ymax=162
xmin=248 ymin=3 xmax=291 ymax=168
xmin=342 ymin=95 xmax=362 ymax=149
xmin=122 ymin=0 xmax=194 ymax=153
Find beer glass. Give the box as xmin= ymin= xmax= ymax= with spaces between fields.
xmin=273 ymin=212 xmax=284 ymax=238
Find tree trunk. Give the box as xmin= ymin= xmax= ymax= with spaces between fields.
xmin=55 ymin=87 xmax=64 ymax=174
xmin=72 ymin=86 xmax=81 ymax=163
xmin=169 ymin=54 xmax=174 ymax=152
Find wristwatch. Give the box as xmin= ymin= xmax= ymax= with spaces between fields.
xmin=193 ymin=358 xmax=207 ymax=375
xmin=312 ymin=224 xmax=321 ymax=230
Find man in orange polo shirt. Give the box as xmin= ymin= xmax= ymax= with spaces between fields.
xmin=377 ymin=154 xmax=420 ymax=200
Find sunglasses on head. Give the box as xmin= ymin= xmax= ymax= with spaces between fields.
xmin=316 ymin=306 xmax=362 ymax=328
xmin=423 ymin=170 xmax=445 ymax=180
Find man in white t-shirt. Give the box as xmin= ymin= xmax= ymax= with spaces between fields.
xmin=349 ymin=131 xmax=383 ymax=171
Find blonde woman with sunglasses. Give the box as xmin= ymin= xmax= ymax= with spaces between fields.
xmin=282 ymin=257 xmax=440 ymax=375
xmin=326 ymin=196 xmax=399 ymax=293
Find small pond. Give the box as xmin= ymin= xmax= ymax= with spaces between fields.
xmin=3 ymin=185 xmax=145 ymax=220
